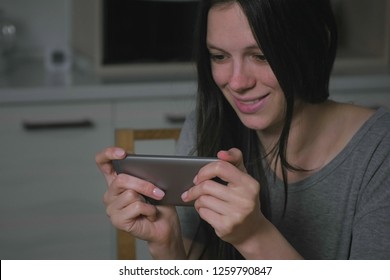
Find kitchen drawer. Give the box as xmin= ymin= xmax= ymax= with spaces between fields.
xmin=0 ymin=101 xmax=114 ymax=259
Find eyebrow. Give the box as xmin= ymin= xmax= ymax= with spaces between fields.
xmin=206 ymin=42 xmax=261 ymax=52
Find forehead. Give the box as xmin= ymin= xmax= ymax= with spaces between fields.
xmin=207 ymin=3 xmax=258 ymax=48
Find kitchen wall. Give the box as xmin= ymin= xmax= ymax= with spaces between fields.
xmin=1 ymin=0 xmax=70 ymax=59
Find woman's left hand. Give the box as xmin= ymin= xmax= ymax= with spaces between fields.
xmin=181 ymin=148 xmax=265 ymax=247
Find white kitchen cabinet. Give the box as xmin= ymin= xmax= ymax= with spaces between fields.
xmin=0 ymin=101 xmax=114 ymax=259
xmin=113 ymin=97 xmax=195 ymax=129
xmin=114 ymin=96 xmax=195 ymax=155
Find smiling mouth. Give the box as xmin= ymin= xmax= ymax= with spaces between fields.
xmin=234 ymin=93 xmax=270 ymax=113
xmin=240 ymin=98 xmax=263 ymax=104
xmin=238 ymin=93 xmax=270 ymax=104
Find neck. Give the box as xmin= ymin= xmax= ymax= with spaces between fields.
xmin=256 ymin=100 xmax=310 ymax=155
xmin=256 ymin=100 xmax=337 ymax=180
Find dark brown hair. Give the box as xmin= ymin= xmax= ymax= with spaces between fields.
xmin=193 ymin=0 xmax=338 ymax=259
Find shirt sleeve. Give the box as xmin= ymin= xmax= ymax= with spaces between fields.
xmin=350 ymin=130 xmax=390 ymax=259
xmin=175 ymin=110 xmax=197 ymax=156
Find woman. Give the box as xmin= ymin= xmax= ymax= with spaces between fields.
xmin=96 ymin=0 xmax=390 ymax=259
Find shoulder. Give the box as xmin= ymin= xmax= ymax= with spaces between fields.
xmin=175 ymin=111 xmax=197 ymax=156
xmin=352 ymin=109 xmax=390 ymax=244
xmin=344 ymin=106 xmax=390 ymax=158
xmin=332 ymin=103 xmax=389 ymax=148
xmin=370 ymin=106 xmax=390 ymax=129
xmin=348 ymin=107 xmax=390 ymax=196
xmin=322 ymin=104 xmax=390 ymax=185
xmin=358 ymin=106 xmax=390 ymax=143
xmin=349 ymin=104 xmax=389 ymax=125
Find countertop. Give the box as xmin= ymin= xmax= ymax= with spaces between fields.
xmin=0 ymin=60 xmax=198 ymax=105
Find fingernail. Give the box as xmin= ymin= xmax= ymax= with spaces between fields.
xmin=193 ymin=175 xmax=198 ymax=184
xmin=181 ymin=191 xmax=188 ymax=201
xmin=115 ymin=149 xmax=125 ymax=157
xmin=153 ymin=188 xmax=165 ymax=198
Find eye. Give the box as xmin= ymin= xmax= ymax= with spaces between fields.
xmin=254 ymin=54 xmax=267 ymax=62
xmin=209 ymin=52 xmax=227 ymax=63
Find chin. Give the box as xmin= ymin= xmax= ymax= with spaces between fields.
xmin=238 ymin=115 xmax=269 ymax=131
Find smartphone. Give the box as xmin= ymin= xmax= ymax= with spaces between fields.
xmin=112 ymin=154 xmax=218 ymax=206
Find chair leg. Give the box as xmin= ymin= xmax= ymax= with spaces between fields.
xmin=117 ymin=230 xmax=136 ymax=260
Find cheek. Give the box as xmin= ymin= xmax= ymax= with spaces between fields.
xmin=261 ymin=67 xmax=280 ymax=89
xmin=211 ymin=65 xmax=229 ymax=87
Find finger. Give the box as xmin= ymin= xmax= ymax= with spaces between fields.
xmin=105 ymin=189 xmax=144 ymax=216
xmin=122 ymin=200 xmax=158 ymax=222
xmin=196 ymin=206 xmax=224 ymax=233
xmin=95 ymin=147 xmax=126 ymax=171
xmin=217 ymin=148 xmax=247 ymax=172
xmin=196 ymin=208 xmax=236 ymax=241
xmin=193 ymin=193 xmax=229 ymax=216
xmin=95 ymin=147 xmax=126 ymax=184
xmin=194 ymin=160 xmax=246 ymax=187
xmin=110 ymin=200 xmax=158 ymax=231
xmin=182 ymin=180 xmax=228 ymax=203
xmin=110 ymin=173 xmax=165 ymax=201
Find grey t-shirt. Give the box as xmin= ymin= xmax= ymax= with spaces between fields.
xmin=175 ymin=107 xmax=390 ymax=259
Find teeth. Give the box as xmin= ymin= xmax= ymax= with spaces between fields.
xmin=241 ymin=98 xmax=260 ymax=105
xmin=239 ymin=94 xmax=270 ymax=105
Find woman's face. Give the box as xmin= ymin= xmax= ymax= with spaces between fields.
xmin=207 ymin=3 xmax=286 ymax=133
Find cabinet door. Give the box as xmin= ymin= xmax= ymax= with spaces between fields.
xmin=114 ymin=97 xmax=195 ymax=155
xmin=114 ymin=97 xmax=195 ymax=129
xmin=0 ymin=102 xmax=114 ymax=259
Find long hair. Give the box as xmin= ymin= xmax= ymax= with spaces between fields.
xmin=192 ymin=0 xmax=338 ymax=259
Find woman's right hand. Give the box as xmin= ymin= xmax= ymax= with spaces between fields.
xmin=95 ymin=147 xmax=186 ymax=259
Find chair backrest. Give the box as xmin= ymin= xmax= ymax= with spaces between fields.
xmin=114 ymin=128 xmax=181 ymax=259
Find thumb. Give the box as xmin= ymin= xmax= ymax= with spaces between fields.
xmin=217 ymin=148 xmax=247 ymax=173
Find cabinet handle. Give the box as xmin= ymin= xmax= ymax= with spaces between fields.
xmin=165 ymin=113 xmax=186 ymax=124
xmin=23 ymin=119 xmax=94 ymax=131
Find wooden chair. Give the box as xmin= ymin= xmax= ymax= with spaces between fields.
xmin=114 ymin=128 xmax=181 ymax=259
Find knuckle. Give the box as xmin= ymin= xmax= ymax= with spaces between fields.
xmin=214 ymin=160 xmax=226 ymax=173
xmin=122 ymin=189 xmax=138 ymax=201
xmin=102 ymin=191 xmax=110 ymax=205
xmin=194 ymin=195 xmax=209 ymax=210
xmin=196 ymin=182 xmax=211 ymax=196
xmin=235 ymin=148 xmax=243 ymax=157
xmin=131 ymin=200 xmax=144 ymax=212
xmin=246 ymin=178 xmax=260 ymax=194
xmin=105 ymin=205 xmax=112 ymax=217
xmin=196 ymin=194 xmax=208 ymax=206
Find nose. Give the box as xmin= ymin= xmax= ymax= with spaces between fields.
xmin=228 ymin=61 xmax=256 ymax=93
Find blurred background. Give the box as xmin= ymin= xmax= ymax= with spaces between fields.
xmin=0 ymin=0 xmax=389 ymax=260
